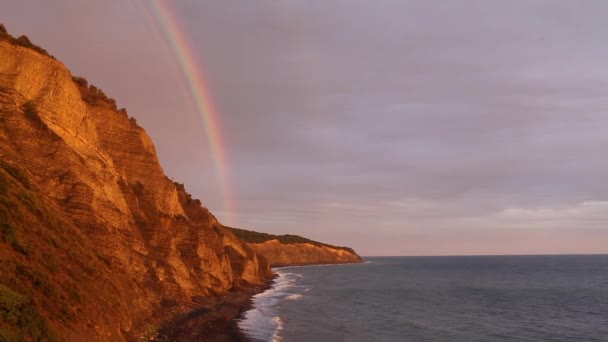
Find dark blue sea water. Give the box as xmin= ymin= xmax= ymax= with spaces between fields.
xmin=238 ymin=255 xmax=608 ymax=342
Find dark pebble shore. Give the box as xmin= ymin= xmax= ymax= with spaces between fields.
xmin=155 ymin=278 xmax=274 ymax=342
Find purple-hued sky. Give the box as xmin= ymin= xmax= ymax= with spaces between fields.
xmin=3 ymin=1 xmax=608 ymax=256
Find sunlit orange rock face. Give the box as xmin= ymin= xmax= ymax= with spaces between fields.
xmin=0 ymin=34 xmax=363 ymax=341
xmin=245 ymin=239 xmax=363 ymax=267
xmin=0 ymin=40 xmax=271 ymax=341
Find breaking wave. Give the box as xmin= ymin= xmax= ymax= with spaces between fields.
xmin=286 ymin=293 xmax=303 ymax=300
xmin=237 ymin=270 xmax=303 ymax=341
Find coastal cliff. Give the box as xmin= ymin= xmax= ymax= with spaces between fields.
xmin=0 ymin=26 xmax=361 ymax=341
xmin=0 ymin=29 xmax=271 ymax=341
xmin=229 ymin=228 xmax=363 ymax=267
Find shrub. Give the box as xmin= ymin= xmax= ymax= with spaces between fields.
xmin=14 ymin=35 xmax=51 ymax=57
xmin=72 ymin=76 xmax=88 ymax=88
xmin=15 ymin=35 xmax=32 ymax=47
xmin=67 ymin=287 xmax=82 ymax=303
xmin=132 ymin=181 xmax=144 ymax=196
xmin=96 ymin=252 xmax=111 ymax=267
xmin=0 ymin=173 xmax=9 ymax=196
xmin=17 ymin=190 xmax=41 ymax=213
xmin=0 ymin=284 xmax=27 ymax=324
xmin=0 ymin=25 xmax=11 ymax=43
xmin=15 ymin=267 xmax=54 ymax=297
xmin=0 ymin=159 xmax=30 ymax=189
xmin=22 ymin=101 xmax=47 ymax=129
xmin=72 ymin=77 xmax=120 ymax=110
xmin=0 ymin=222 xmax=27 ymax=255
xmin=18 ymin=304 xmax=56 ymax=341
xmin=0 ymin=284 xmax=57 ymax=341
xmin=60 ymin=305 xmax=75 ymax=320
xmin=23 ymin=101 xmax=37 ymax=119
xmin=0 ymin=24 xmax=54 ymax=59
xmin=32 ymin=271 xmax=55 ymax=297
xmin=1 ymin=222 xmax=17 ymax=246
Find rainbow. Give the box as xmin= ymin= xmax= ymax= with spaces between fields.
xmin=145 ymin=0 xmax=236 ymax=225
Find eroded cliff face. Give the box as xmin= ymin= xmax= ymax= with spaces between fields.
xmin=245 ymin=240 xmax=362 ymax=267
xmin=0 ymin=40 xmax=271 ymax=340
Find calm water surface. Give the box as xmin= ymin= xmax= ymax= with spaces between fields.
xmin=238 ymin=255 xmax=608 ymax=341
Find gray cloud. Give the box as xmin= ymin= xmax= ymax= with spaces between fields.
xmin=3 ymin=0 xmax=608 ymax=255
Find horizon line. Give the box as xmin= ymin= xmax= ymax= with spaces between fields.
xmin=361 ymin=253 xmax=608 ymax=258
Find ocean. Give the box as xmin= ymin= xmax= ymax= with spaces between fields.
xmin=237 ymin=255 xmax=608 ymax=341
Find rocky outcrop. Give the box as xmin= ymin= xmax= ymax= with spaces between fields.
xmin=0 ymin=37 xmax=271 ymax=341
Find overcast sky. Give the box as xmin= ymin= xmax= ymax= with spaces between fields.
xmin=3 ymin=1 xmax=608 ymax=255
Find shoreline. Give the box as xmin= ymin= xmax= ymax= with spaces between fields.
xmin=154 ymin=261 xmax=362 ymax=341
xmin=155 ymin=276 xmax=275 ymax=342
xmin=237 ymin=261 xmax=364 ymax=341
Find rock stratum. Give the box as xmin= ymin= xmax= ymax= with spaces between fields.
xmin=0 ymin=26 xmax=361 ymax=341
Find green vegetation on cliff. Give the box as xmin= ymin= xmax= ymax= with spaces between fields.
xmin=0 ymin=160 xmax=65 ymax=341
xmin=0 ymin=23 xmax=53 ymax=58
xmin=227 ymin=227 xmax=358 ymax=255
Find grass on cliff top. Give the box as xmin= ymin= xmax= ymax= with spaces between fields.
xmin=71 ymin=76 xmax=139 ymax=128
xmin=0 ymin=23 xmax=53 ymax=59
xmin=71 ymin=76 xmax=124 ymax=112
xmin=227 ymin=227 xmax=357 ymax=255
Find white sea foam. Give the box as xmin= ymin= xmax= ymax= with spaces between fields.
xmin=238 ymin=270 xmax=301 ymax=341
xmin=286 ymin=293 xmax=303 ymax=300
xmin=271 ymin=316 xmax=284 ymax=342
